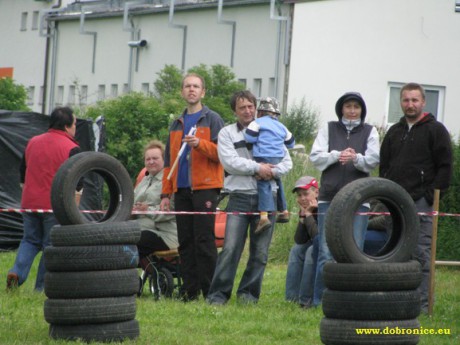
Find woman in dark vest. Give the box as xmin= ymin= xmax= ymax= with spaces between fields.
xmin=309 ymin=92 xmax=380 ymax=306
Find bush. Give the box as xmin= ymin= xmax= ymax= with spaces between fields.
xmin=0 ymin=77 xmax=30 ymax=111
xmin=280 ymin=98 xmax=320 ymax=147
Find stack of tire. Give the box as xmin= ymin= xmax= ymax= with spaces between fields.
xmin=43 ymin=152 xmax=141 ymax=342
xmin=319 ymin=177 xmax=423 ymax=345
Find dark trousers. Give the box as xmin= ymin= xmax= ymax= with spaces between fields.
xmin=137 ymin=230 xmax=169 ymax=259
xmin=174 ymin=188 xmax=219 ymax=299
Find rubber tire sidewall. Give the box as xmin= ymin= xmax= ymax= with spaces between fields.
xmin=325 ymin=177 xmax=419 ymax=263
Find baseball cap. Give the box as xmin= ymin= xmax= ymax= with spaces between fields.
xmin=292 ymin=176 xmax=319 ymax=193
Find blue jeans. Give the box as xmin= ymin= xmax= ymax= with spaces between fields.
xmin=313 ymin=202 xmax=369 ymax=306
xmin=254 ymin=157 xmax=284 ymax=212
xmin=9 ymin=213 xmax=58 ymax=291
xmin=207 ymin=193 xmax=275 ymax=304
xmin=285 ymin=235 xmax=319 ymax=306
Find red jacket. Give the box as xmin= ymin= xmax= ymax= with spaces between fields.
xmin=21 ymin=129 xmax=80 ymax=209
xmin=162 ymin=106 xmax=224 ymax=195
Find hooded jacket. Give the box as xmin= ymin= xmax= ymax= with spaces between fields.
xmin=310 ymin=92 xmax=380 ymax=201
xmin=379 ymin=113 xmax=452 ymax=205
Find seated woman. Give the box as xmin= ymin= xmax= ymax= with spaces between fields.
xmin=285 ymin=176 xmax=319 ymax=309
xmin=133 ymin=140 xmax=178 ymax=270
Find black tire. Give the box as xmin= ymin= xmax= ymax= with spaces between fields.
xmin=44 ymin=244 xmax=139 ymax=272
xmin=322 ymin=289 xmax=421 ymax=320
xmin=51 ymin=152 xmax=134 ymax=225
xmin=45 ymin=269 xmax=139 ymax=299
xmin=49 ymin=319 xmax=139 ymax=342
xmin=149 ymin=266 xmax=174 ymax=299
xmin=323 ymin=261 xmax=422 ymax=291
xmin=320 ymin=318 xmax=420 ymax=345
xmin=44 ymin=296 xmax=136 ymax=325
xmin=50 ymin=221 xmax=141 ymax=246
xmin=326 ymin=177 xmax=419 ymax=263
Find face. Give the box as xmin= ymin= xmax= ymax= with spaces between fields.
xmin=66 ymin=115 xmax=77 ymax=137
xmin=342 ymin=101 xmax=362 ymax=121
xmin=400 ymin=89 xmax=426 ymax=123
xmin=296 ymin=187 xmax=318 ymax=207
xmin=181 ymin=76 xmax=205 ymax=106
xmin=144 ymin=147 xmax=164 ymax=176
xmin=234 ymin=97 xmax=256 ymax=127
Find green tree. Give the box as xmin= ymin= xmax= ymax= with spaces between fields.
xmin=0 ymin=77 xmax=30 ymax=111
xmin=84 ymin=92 xmax=171 ymax=179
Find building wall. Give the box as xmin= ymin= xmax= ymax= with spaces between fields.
xmin=12 ymin=2 xmax=289 ymax=113
xmin=289 ymin=0 xmax=460 ymax=137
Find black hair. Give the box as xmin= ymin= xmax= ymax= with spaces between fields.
xmin=49 ymin=106 xmax=74 ymax=130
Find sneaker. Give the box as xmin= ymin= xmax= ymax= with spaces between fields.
xmin=6 ymin=272 xmax=19 ymax=290
xmin=255 ymin=218 xmax=272 ymax=234
xmin=276 ymin=211 xmax=290 ymax=223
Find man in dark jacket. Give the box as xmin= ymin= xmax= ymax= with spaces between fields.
xmin=7 ymin=107 xmax=81 ymax=291
xmin=380 ymin=82 xmax=453 ymax=313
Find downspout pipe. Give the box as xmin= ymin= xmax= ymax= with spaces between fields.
xmin=41 ymin=0 xmax=62 ymax=114
xmin=123 ymin=1 xmax=144 ymax=92
xmin=270 ymin=0 xmax=290 ymax=100
xmin=39 ymin=9 xmax=60 ymax=113
xmin=169 ymin=0 xmax=187 ymax=72
xmin=217 ymin=0 xmax=236 ymax=68
xmin=79 ymin=8 xmax=98 ymax=74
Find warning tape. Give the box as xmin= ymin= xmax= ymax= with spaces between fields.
xmin=1 ymin=208 xmax=460 ymax=217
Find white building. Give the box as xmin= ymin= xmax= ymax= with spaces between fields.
xmin=1 ymin=0 xmax=460 ymax=137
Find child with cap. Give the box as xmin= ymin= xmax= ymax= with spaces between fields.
xmin=244 ymin=97 xmax=295 ymax=234
xmin=285 ymin=176 xmax=319 ymax=309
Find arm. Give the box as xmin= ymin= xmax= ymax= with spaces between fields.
xmin=272 ymin=147 xmax=293 ymax=178
xmin=309 ymin=125 xmax=341 ymax=171
xmin=192 ymin=112 xmax=225 ymax=163
xmin=353 ymin=126 xmax=380 ymax=173
xmin=217 ymin=126 xmax=260 ymax=176
xmin=284 ymin=126 xmax=295 ymax=149
xmin=243 ymin=120 xmax=260 ymax=144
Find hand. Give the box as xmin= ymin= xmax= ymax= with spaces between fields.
xmin=133 ymin=202 xmax=148 ymax=212
xmin=339 ymin=147 xmax=357 ymax=165
xmin=160 ymin=197 xmax=170 ymax=211
xmin=299 ymin=198 xmax=318 ymax=216
xmin=257 ymin=163 xmax=274 ymax=180
xmin=183 ymin=135 xmax=200 ymax=148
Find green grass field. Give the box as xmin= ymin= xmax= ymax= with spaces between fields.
xmin=0 ymin=250 xmax=458 ymax=345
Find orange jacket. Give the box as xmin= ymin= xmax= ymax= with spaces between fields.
xmin=162 ymin=106 xmax=224 ymax=195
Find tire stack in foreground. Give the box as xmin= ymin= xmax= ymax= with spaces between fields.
xmin=44 ymin=152 xmax=140 ymax=342
xmin=319 ymin=177 xmax=423 ymax=345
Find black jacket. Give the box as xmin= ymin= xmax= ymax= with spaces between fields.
xmin=379 ymin=113 xmax=452 ymax=205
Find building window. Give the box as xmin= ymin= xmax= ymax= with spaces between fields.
xmin=123 ymin=84 xmax=129 ymax=94
xmin=98 ymin=85 xmax=106 ymax=101
xmin=68 ymin=85 xmax=76 ymax=105
xmin=39 ymin=86 xmax=44 ymax=105
xmin=111 ymin=84 xmax=118 ymax=98
xmin=387 ymin=83 xmax=445 ymax=124
xmin=21 ymin=12 xmax=28 ymax=31
xmin=27 ymin=86 xmax=35 ymax=105
xmin=81 ymin=85 xmax=88 ymax=105
xmin=252 ymin=78 xmax=262 ymax=98
xmin=268 ymin=78 xmax=275 ymax=97
xmin=238 ymin=79 xmax=247 ymax=88
xmin=32 ymin=11 xmax=39 ymax=30
xmin=56 ymin=85 xmax=64 ymax=105
xmin=141 ymin=83 xmax=150 ymax=95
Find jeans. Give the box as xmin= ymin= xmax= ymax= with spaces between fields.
xmin=313 ymin=202 xmax=369 ymax=306
xmin=174 ymin=188 xmax=219 ymax=299
xmin=413 ymin=197 xmax=433 ymax=312
xmin=207 ymin=193 xmax=275 ymax=304
xmin=9 ymin=213 xmax=58 ymax=291
xmin=254 ymin=157 xmax=284 ymax=212
xmin=285 ymin=235 xmax=319 ymax=306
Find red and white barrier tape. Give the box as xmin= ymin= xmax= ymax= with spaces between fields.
xmin=1 ymin=208 xmax=459 ymax=217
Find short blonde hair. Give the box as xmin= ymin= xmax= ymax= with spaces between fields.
xmin=144 ymin=140 xmax=165 ymax=157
